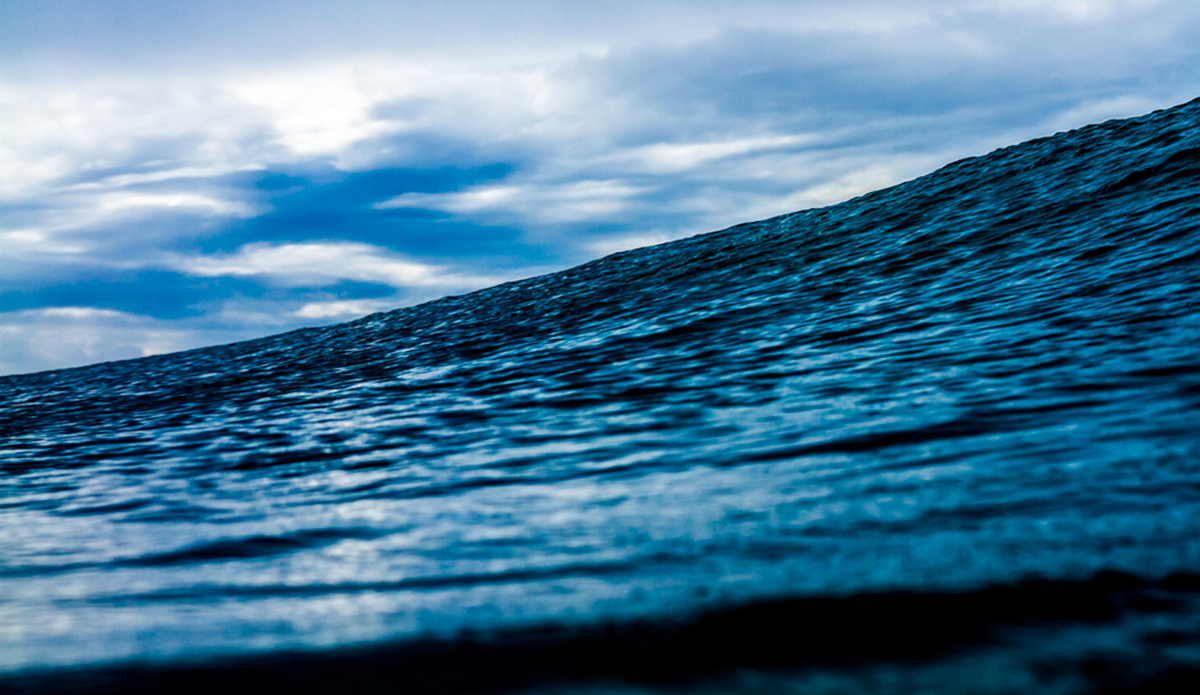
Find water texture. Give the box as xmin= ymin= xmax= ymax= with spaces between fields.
xmin=2 ymin=99 xmax=1200 ymax=693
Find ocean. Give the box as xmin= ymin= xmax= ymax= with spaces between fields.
xmin=2 ymin=98 xmax=1199 ymax=694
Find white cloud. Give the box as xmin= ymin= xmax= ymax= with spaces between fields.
xmin=36 ymin=307 xmax=128 ymax=319
xmin=378 ymin=179 xmax=651 ymax=224
xmin=770 ymin=165 xmax=910 ymax=214
xmin=64 ymin=165 xmax=267 ymax=191
xmin=585 ymin=231 xmax=687 ymax=256
xmin=612 ymin=134 xmax=819 ymax=174
xmin=0 ymin=307 xmax=239 ymax=375
xmin=228 ymin=66 xmax=409 ymax=158
xmin=0 ymin=300 xmax=412 ymax=376
xmin=97 ymin=191 xmax=258 ymax=217
xmin=0 ymin=79 xmax=269 ymax=201
xmin=172 ymin=242 xmax=500 ymax=289
xmin=0 ymin=229 xmax=87 ymax=255
xmin=292 ymin=299 xmax=397 ymax=319
xmin=970 ymin=0 xmax=1162 ymax=21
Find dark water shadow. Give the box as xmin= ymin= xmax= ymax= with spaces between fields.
xmin=6 ymin=570 xmax=1200 ymax=695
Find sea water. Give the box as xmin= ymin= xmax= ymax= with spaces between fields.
xmin=2 ymin=99 xmax=1200 ymax=693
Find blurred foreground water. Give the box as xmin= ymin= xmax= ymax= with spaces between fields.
xmin=2 ymin=99 xmax=1200 ymax=694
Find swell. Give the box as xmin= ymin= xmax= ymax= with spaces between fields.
xmin=1 ymin=99 xmax=1200 ymax=686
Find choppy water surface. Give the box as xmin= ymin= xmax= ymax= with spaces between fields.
xmin=3 ymin=100 xmax=1200 ymax=693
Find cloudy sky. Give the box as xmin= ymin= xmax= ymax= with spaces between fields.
xmin=2 ymin=0 xmax=1198 ymax=375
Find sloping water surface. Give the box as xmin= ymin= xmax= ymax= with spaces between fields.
xmin=3 ymin=100 xmax=1200 ymax=693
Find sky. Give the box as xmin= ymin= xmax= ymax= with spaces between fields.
xmin=2 ymin=0 xmax=1199 ymax=376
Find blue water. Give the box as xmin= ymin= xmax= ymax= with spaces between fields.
xmin=2 ymin=99 xmax=1200 ymax=694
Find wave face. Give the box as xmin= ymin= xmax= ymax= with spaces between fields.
xmin=3 ymin=99 xmax=1200 ymax=693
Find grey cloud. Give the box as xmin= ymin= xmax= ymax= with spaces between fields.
xmin=3 ymin=0 xmax=1200 ymax=374
xmin=8 ymin=1 xmax=1163 ymax=78
xmin=0 ymin=1 xmax=927 ymax=73
xmin=584 ymin=9 xmax=1200 ymax=136
xmin=374 ymin=4 xmax=1200 ymax=264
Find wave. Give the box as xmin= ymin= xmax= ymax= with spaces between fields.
xmin=2 ymin=98 xmax=1200 ymax=692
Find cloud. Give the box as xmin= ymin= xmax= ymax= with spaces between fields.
xmin=292 ymin=299 xmax=399 ymax=319
xmin=973 ymin=0 xmax=1160 ymax=20
xmin=200 ymin=165 xmax=522 ymax=259
xmin=584 ymin=231 xmax=688 ymax=256
xmin=611 ymin=135 xmax=820 ymax=174
xmin=172 ymin=242 xmax=502 ymax=289
xmin=0 ymin=307 xmax=241 ymax=375
xmin=228 ymin=67 xmax=410 ymax=158
xmin=64 ymin=165 xmax=267 ymax=191
xmin=2 ymin=0 xmax=1200 ymax=374
xmin=377 ymin=179 xmax=652 ymax=224
xmin=97 ymin=191 xmax=258 ymax=217
xmin=0 ymin=229 xmax=86 ymax=256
